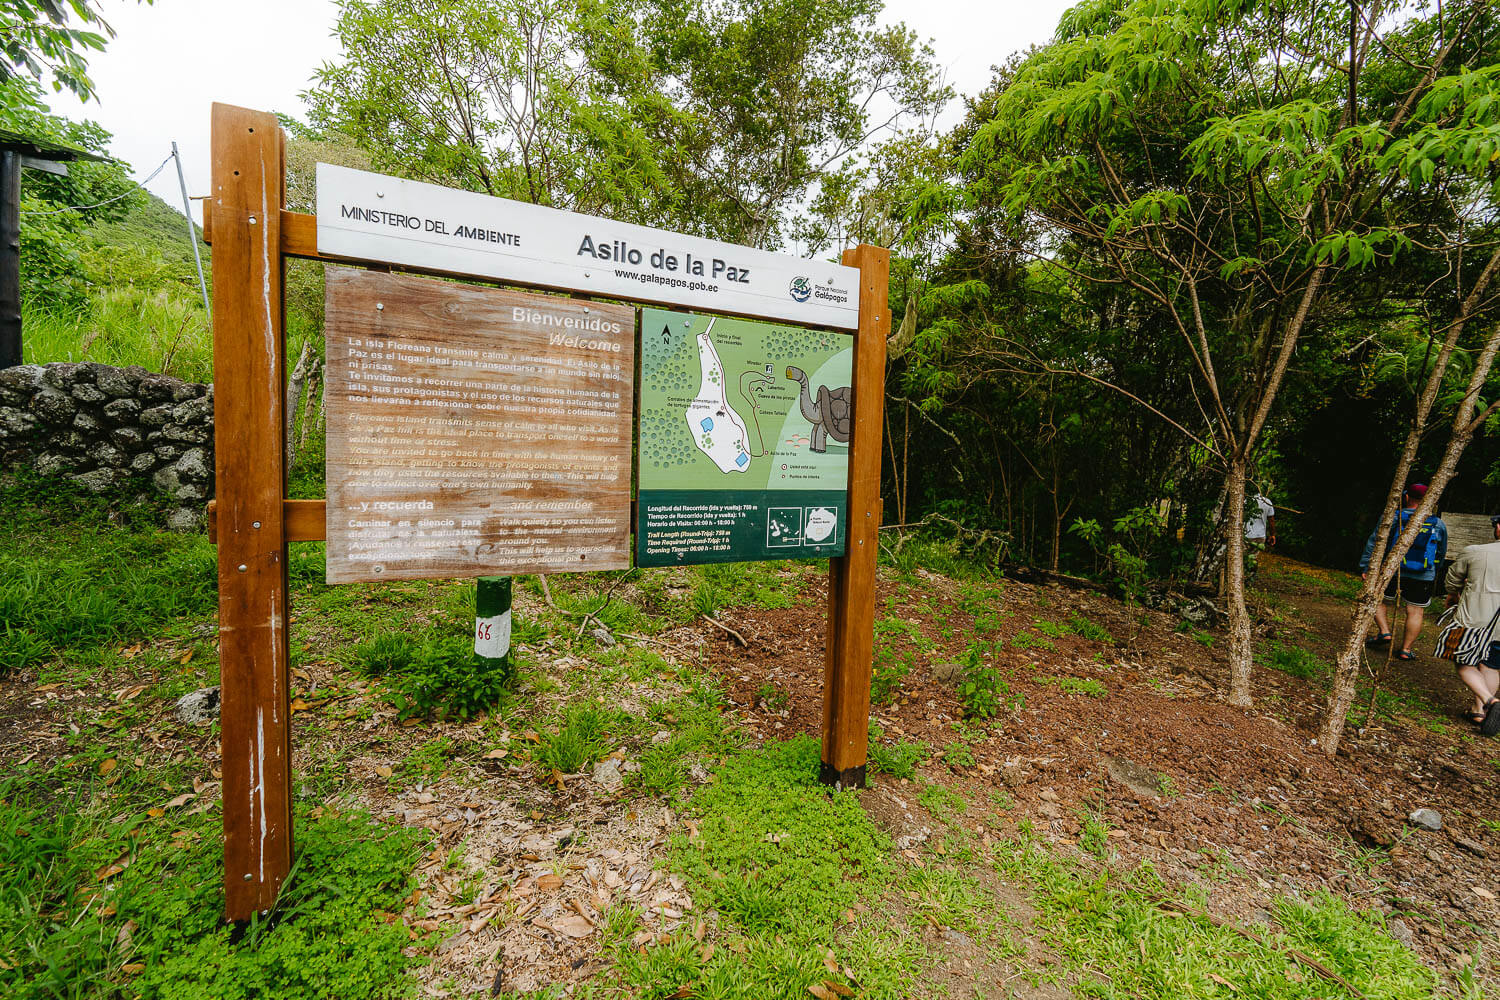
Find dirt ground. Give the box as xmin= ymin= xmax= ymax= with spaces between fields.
xmin=5 ymin=552 xmax=1497 ymax=995
xmin=705 ymin=553 xmax=1500 ymax=982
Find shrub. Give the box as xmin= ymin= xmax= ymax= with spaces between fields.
xmin=870 ymin=646 xmax=912 ymax=703
xmin=868 ymin=738 xmax=929 ymax=779
xmin=348 ymin=632 xmax=512 ymax=720
xmin=1068 ymin=614 xmax=1114 ymax=643
xmin=958 ymin=662 xmax=1010 ymax=720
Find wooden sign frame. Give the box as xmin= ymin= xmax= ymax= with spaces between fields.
xmin=205 ymin=103 xmax=887 ymax=921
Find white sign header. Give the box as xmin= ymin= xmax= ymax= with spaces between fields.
xmin=315 ymin=164 xmax=862 ymax=330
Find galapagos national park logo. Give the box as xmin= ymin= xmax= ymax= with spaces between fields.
xmin=788 ymin=276 xmax=812 ymax=303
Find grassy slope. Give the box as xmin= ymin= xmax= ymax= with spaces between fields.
xmin=23 ymin=192 xmax=213 ymax=381
xmin=21 ymin=190 xmax=323 ymax=389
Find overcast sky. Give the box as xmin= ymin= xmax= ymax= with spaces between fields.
xmin=45 ymin=0 xmax=1078 ymax=222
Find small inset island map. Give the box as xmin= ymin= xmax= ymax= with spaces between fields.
xmin=637 ymin=308 xmax=852 ymax=566
xmin=685 ymin=321 xmax=754 ymax=474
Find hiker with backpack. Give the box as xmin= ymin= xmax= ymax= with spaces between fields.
xmin=1359 ymin=484 xmax=1448 ymax=661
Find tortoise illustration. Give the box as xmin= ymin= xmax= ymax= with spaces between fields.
xmin=786 ymin=366 xmax=852 ymax=453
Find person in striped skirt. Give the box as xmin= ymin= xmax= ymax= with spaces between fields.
xmin=1433 ymin=514 xmax=1500 ymax=736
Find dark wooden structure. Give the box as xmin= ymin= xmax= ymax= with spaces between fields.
xmin=0 ymin=128 xmax=106 ymax=368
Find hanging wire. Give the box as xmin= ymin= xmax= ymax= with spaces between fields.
xmin=19 ymin=151 xmax=175 ymax=216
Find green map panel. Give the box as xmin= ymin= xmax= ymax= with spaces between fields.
xmin=636 ymin=490 xmax=846 ymax=566
xmin=637 ymin=308 xmax=853 ymax=566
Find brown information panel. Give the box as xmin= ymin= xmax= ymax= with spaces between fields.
xmin=324 ymin=267 xmax=634 ymax=583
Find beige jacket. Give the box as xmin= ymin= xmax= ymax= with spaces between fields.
xmin=1445 ymin=539 xmax=1500 ymax=628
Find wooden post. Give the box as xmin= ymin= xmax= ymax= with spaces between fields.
xmin=211 ymin=103 xmax=293 ymax=920
xmin=0 ymin=149 xmax=20 ymax=368
xmin=820 ymin=244 xmax=889 ymax=788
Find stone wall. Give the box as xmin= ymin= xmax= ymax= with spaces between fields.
xmin=0 ymin=362 xmax=213 ymax=530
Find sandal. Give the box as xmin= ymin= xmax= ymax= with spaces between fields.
xmin=1483 ymin=699 xmax=1500 ymax=738
xmin=1469 ymin=707 xmax=1488 ymax=726
xmin=1395 ymin=649 xmax=1417 ymax=661
xmin=1365 ymin=633 xmax=1393 ymax=648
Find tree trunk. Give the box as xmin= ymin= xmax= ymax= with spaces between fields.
xmin=1324 ymin=577 xmax=1384 ymax=753
xmin=1320 ymin=320 xmax=1500 ymax=753
xmin=298 ymin=357 xmax=322 ymax=453
xmin=1224 ymin=457 xmax=1253 ymax=707
xmin=901 ymin=401 xmax=909 ymax=526
xmin=1318 ymin=251 xmax=1500 ymax=754
xmin=1049 ymin=462 xmax=1063 ymax=574
xmin=285 ymin=339 xmax=311 ymax=470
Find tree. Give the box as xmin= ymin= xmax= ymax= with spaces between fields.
xmin=1321 ymin=255 xmax=1500 ymax=753
xmin=4 ymin=76 xmax=139 ymax=309
xmin=930 ymin=0 xmax=1500 ymax=708
xmin=306 ymin=0 xmax=657 ymax=215
xmin=615 ymin=0 xmax=949 ymax=248
xmin=0 ymin=0 xmax=151 ymax=102
xmin=303 ymin=0 xmax=948 ymax=249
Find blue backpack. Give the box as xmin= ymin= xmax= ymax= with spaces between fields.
xmin=1391 ymin=509 xmax=1441 ymax=574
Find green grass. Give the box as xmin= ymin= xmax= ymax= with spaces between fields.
xmin=918 ymin=782 xmax=968 ymax=823
xmin=1039 ymin=676 xmax=1108 ymax=698
xmin=677 ymin=562 xmax=804 ymax=621
xmin=1067 ymin=613 xmax=1114 ymax=643
xmin=1011 ymin=630 xmax=1055 ymax=652
xmin=1260 ymin=641 xmax=1328 ymax=682
xmin=954 ymin=579 xmax=1007 ymax=615
xmin=397 ymin=737 xmax=460 ymax=788
xmin=0 ymin=475 xmax=216 ymax=676
xmin=941 ymin=740 xmax=977 ymax=768
xmin=868 ymin=737 xmax=929 ymax=780
xmin=23 ymin=286 xmax=321 ymax=392
xmin=871 ymin=646 xmax=912 ymax=703
xmin=346 ymin=630 xmax=515 ymax=721
xmin=753 ymin=681 xmax=789 ymax=712
xmin=995 ymin=832 xmax=1444 ymax=1000
xmin=1034 ymin=619 xmax=1069 ymax=639
xmin=534 ymin=702 xmax=621 ymax=774
xmin=631 ymin=695 xmax=733 ymax=799
xmin=881 ymin=535 xmax=1000 ymax=582
xmin=590 ymin=737 xmax=919 ymax=999
xmin=0 ymin=764 xmax=429 ymax=1000
xmin=1263 ymin=565 xmax=1364 ymax=603
xmin=22 ymin=182 xmax=323 ymax=387
xmin=674 ymin=737 xmax=894 ymax=933
xmin=24 ymin=286 xmax=213 ymax=383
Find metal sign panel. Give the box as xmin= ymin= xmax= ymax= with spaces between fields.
xmin=636 ymin=308 xmax=852 ymax=566
xmin=324 ymin=267 xmax=635 ymax=583
xmin=316 ymin=164 xmax=861 ymax=330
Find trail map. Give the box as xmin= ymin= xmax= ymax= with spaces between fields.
xmin=637 ymin=308 xmax=852 ymax=566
